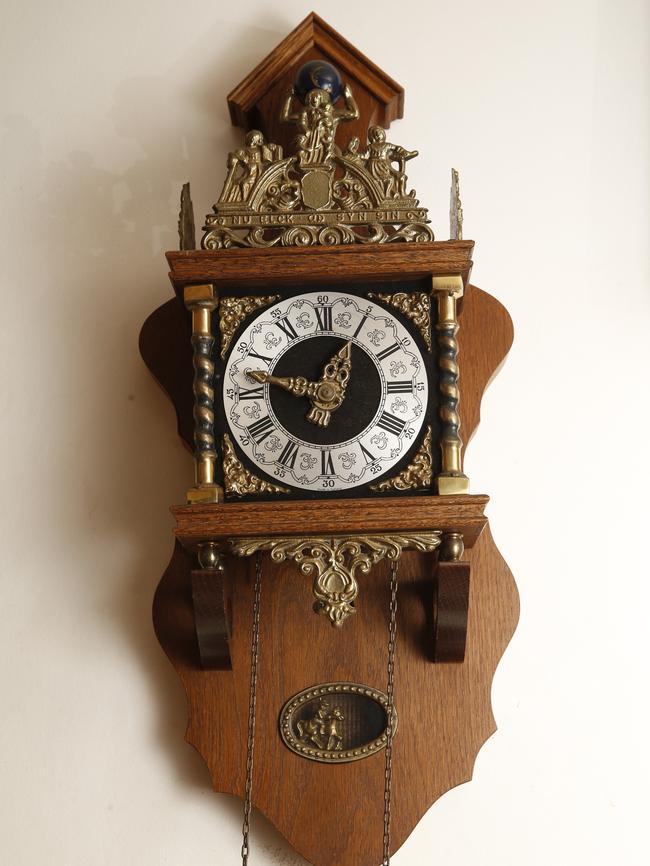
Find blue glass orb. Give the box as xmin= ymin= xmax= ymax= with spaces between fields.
xmin=294 ymin=60 xmax=343 ymax=103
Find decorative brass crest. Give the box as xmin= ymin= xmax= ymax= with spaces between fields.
xmin=202 ymin=84 xmax=433 ymax=249
xmin=370 ymin=426 xmax=433 ymax=492
xmin=230 ymin=531 xmax=441 ymax=625
xmin=222 ymin=433 xmax=289 ymax=497
xmin=368 ymin=290 xmax=432 ymax=351
xmin=219 ymin=295 xmax=280 ymax=359
xmin=279 ymin=683 xmax=398 ymax=764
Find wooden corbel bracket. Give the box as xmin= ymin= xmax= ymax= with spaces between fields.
xmin=173 ymin=495 xmax=485 ymax=668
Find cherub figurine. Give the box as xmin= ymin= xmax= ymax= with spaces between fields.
xmin=219 ymin=130 xmax=282 ymax=203
xmin=359 ymin=125 xmax=418 ymax=198
xmin=281 ymin=85 xmax=359 ymax=167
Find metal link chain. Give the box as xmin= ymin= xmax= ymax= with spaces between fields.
xmin=241 ymin=552 xmax=263 ymax=866
xmin=382 ymin=557 xmax=399 ymax=866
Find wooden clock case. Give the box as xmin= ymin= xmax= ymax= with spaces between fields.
xmin=140 ymin=14 xmax=519 ymax=866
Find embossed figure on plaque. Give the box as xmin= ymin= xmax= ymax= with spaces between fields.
xmin=295 ymin=698 xmax=345 ymax=750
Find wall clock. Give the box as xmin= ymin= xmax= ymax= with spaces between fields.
xmin=140 ymin=12 xmax=519 ymax=865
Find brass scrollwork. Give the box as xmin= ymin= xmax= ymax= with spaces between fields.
xmin=218 ymin=295 xmax=280 ymax=359
xmin=229 ymin=531 xmax=441 ymax=625
xmin=368 ymin=291 xmax=431 ymax=351
xmin=369 ymin=427 xmax=432 ymax=492
xmin=222 ymin=433 xmax=289 ymax=497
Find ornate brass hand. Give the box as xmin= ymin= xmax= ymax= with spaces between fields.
xmin=248 ymin=371 xmax=315 ymax=398
xmin=306 ymin=341 xmax=352 ymax=427
xmin=248 ymin=341 xmax=352 ymax=428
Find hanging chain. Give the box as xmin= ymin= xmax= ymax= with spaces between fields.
xmin=382 ymin=557 xmax=400 ymax=866
xmin=241 ymin=552 xmax=263 ymax=866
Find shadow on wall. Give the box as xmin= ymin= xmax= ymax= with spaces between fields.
xmin=0 ymin=10 xmax=307 ymax=866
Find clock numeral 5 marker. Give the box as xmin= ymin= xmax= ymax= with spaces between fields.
xmin=386 ymin=380 xmax=413 ymax=394
xmin=277 ymin=440 xmax=299 ymax=470
xmin=376 ymin=411 xmax=406 ymax=437
xmin=376 ymin=342 xmax=401 ymax=361
xmin=314 ymin=305 xmax=333 ymax=331
xmin=321 ymin=450 xmax=335 ymax=475
xmin=275 ymin=317 xmax=298 ymax=341
xmin=247 ymin=415 xmax=275 ymax=444
xmin=352 ymin=315 xmax=368 ymax=338
xmin=239 ymin=385 xmax=264 ymax=400
xmin=248 ymin=349 xmax=274 ymax=366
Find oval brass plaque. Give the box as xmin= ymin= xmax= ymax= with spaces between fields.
xmin=279 ymin=682 xmax=397 ymax=764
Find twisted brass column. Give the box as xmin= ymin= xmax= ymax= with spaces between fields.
xmin=184 ymin=283 xmax=224 ymax=504
xmin=432 ymin=275 xmax=469 ymax=495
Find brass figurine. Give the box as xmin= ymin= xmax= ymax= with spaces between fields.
xmin=281 ymin=85 xmax=359 ymax=167
xmin=219 ymin=130 xmax=283 ymax=204
xmin=353 ymin=125 xmax=417 ymax=199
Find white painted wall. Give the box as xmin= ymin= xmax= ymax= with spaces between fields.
xmin=1 ymin=1 xmax=649 ymax=863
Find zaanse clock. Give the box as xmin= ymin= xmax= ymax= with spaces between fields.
xmin=224 ymin=290 xmax=429 ymax=494
xmin=140 ymin=13 xmax=519 ymax=866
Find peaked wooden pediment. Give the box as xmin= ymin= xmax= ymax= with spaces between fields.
xmin=227 ymin=12 xmax=404 ymax=154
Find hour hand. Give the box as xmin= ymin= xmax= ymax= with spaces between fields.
xmin=248 ymin=370 xmax=314 ymax=398
xmin=306 ymin=341 xmax=352 ymax=428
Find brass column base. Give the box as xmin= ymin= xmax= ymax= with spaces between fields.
xmin=187 ymin=484 xmax=224 ymax=505
xmin=437 ymin=474 xmax=470 ymax=495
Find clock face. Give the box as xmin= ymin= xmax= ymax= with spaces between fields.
xmin=223 ymin=291 xmax=428 ymax=492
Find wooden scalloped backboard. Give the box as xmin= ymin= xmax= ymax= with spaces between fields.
xmin=140 ymin=274 xmax=519 ymax=865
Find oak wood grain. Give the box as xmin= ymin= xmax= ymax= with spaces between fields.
xmin=153 ymin=527 xmax=518 ymax=866
xmin=166 ymin=240 xmax=474 ymax=297
xmin=173 ymin=494 xmax=488 ymax=550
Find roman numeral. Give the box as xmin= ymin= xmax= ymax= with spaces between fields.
xmin=278 ymin=440 xmax=299 ymax=469
xmin=376 ymin=342 xmax=401 ymax=361
xmin=239 ymin=385 xmax=264 ymax=400
xmin=376 ymin=411 xmax=406 ymax=437
xmin=248 ymin=350 xmax=273 ymax=366
xmin=247 ymin=416 xmax=275 ymax=444
xmin=352 ymin=315 xmax=368 ymax=338
xmin=386 ymin=380 xmax=413 ymax=394
xmin=359 ymin=443 xmax=377 ymax=464
xmin=314 ymin=305 xmax=333 ymax=331
xmin=275 ymin=317 xmax=298 ymax=340
xmin=321 ymin=450 xmax=335 ymax=475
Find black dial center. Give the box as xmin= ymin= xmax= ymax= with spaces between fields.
xmin=269 ymin=337 xmax=382 ymax=446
